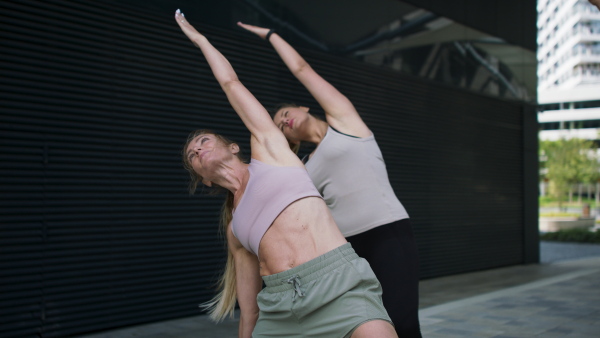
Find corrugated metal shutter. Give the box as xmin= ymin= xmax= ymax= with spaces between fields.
xmin=288 ymin=56 xmax=527 ymax=278
xmin=1 ymin=1 xmax=245 ymax=337
xmin=1 ymin=0 xmax=532 ymax=336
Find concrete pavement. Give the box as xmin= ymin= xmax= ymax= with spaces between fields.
xmin=78 ymin=242 xmax=600 ymax=337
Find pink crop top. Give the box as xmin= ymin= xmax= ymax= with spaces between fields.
xmin=231 ymin=159 xmax=322 ymax=256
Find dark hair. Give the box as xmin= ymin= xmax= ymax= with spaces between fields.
xmin=270 ymin=102 xmax=300 ymax=118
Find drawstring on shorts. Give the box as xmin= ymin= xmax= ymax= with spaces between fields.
xmin=284 ymin=274 xmax=305 ymax=300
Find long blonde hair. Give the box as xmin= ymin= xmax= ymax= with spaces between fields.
xmin=182 ymin=130 xmax=241 ymax=321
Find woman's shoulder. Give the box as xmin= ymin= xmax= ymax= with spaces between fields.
xmin=249 ymin=133 xmax=305 ymax=167
xmin=327 ymin=125 xmax=374 ymax=141
xmin=249 ymin=157 xmax=305 ymax=170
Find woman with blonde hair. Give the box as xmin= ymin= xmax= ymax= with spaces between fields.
xmin=175 ymin=10 xmax=397 ymax=338
xmin=238 ymin=22 xmax=422 ymax=337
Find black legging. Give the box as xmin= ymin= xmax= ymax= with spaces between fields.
xmin=346 ymin=218 xmax=422 ymax=337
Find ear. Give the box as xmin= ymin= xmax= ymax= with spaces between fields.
xmin=202 ymin=178 xmax=213 ymax=187
xmin=300 ymin=106 xmax=310 ymax=113
xmin=230 ymin=143 xmax=240 ymax=155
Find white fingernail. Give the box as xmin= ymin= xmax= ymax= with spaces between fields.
xmin=176 ymin=9 xmax=181 ymax=14
xmin=182 ymin=13 xmax=185 ymax=17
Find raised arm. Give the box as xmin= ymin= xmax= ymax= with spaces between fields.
xmin=238 ymin=22 xmax=372 ymax=138
xmin=175 ymin=11 xmax=300 ymax=164
xmin=226 ymin=224 xmax=262 ymax=338
xmin=175 ymin=12 xmax=266 ymax=135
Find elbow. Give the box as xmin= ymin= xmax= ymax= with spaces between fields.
xmin=291 ymin=62 xmax=311 ymax=76
xmin=221 ymin=78 xmax=242 ymax=92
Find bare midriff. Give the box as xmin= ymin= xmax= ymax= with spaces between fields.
xmin=257 ymin=196 xmax=347 ymax=276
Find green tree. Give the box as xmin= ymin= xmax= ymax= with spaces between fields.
xmin=539 ymin=138 xmax=600 ymax=208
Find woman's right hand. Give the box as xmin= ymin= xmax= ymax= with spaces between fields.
xmin=237 ymin=22 xmax=271 ymax=40
xmin=175 ymin=9 xmax=205 ymax=46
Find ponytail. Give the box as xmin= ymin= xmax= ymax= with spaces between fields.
xmin=182 ymin=130 xmax=243 ymax=321
xmin=200 ymin=191 xmax=237 ymax=321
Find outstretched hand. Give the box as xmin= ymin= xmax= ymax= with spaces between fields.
xmin=175 ymin=9 xmax=203 ymax=46
xmin=237 ymin=22 xmax=271 ymax=40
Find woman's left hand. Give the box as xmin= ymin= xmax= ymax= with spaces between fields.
xmin=237 ymin=22 xmax=271 ymax=40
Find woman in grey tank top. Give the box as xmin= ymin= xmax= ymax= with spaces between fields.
xmin=239 ymin=22 xmax=422 ymax=337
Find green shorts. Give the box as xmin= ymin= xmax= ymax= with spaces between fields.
xmin=253 ymin=243 xmax=392 ymax=338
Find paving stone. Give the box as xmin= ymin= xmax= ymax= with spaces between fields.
xmin=434 ymin=328 xmax=478 ymax=336
xmin=537 ymin=333 xmax=573 ymax=338
xmin=482 ymin=315 xmax=514 ymax=321
xmin=76 ymin=247 xmax=600 ymax=338
xmin=546 ymin=326 xmax=573 ymax=334
xmin=425 ymin=331 xmax=463 ymax=338
xmin=565 ymin=333 xmax=599 ymax=338
xmin=555 ymin=322 xmax=600 ymax=334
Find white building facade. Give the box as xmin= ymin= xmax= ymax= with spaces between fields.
xmin=538 ymin=0 xmax=600 ymax=141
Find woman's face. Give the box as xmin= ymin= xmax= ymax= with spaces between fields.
xmin=273 ymin=106 xmax=310 ymax=143
xmin=185 ymin=133 xmax=239 ymax=181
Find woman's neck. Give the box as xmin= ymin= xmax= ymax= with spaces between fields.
xmin=210 ymin=160 xmax=249 ymax=195
xmin=302 ymin=117 xmax=329 ymax=145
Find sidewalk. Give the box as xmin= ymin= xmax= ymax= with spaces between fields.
xmin=419 ymin=257 xmax=600 ymax=337
xmin=79 ymin=242 xmax=600 ymax=338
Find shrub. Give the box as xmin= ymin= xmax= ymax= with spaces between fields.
xmin=539 ymin=212 xmax=580 ymax=218
xmin=540 ymin=228 xmax=600 ymax=244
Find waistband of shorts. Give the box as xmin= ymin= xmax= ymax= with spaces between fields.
xmin=261 ymin=242 xmax=359 ymax=293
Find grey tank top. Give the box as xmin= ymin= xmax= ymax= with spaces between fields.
xmin=304 ymin=127 xmax=409 ymax=237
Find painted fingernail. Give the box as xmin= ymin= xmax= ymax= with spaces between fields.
xmin=176 ymin=9 xmax=181 ymax=14
xmin=182 ymin=13 xmax=185 ymax=17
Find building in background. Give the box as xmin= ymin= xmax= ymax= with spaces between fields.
xmin=538 ymin=0 xmax=600 ymax=141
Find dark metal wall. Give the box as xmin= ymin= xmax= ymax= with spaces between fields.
xmin=1 ymin=0 xmax=537 ymax=337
